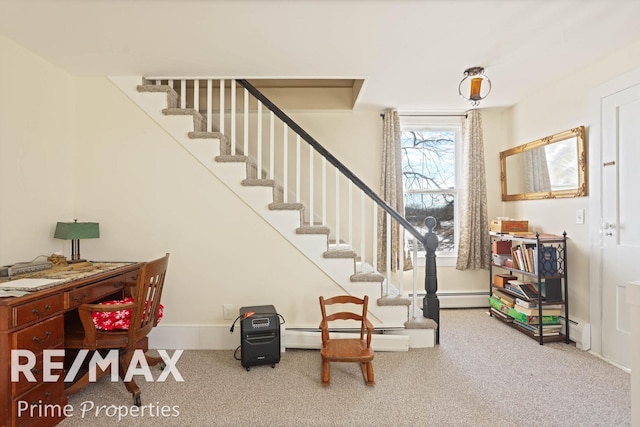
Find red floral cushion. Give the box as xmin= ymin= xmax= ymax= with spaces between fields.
xmin=91 ymin=297 xmax=164 ymax=331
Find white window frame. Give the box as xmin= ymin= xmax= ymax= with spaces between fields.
xmin=400 ymin=115 xmax=464 ymax=267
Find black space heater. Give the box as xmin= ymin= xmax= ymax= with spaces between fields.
xmin=239 ymin=305 xmax=281 ymax=371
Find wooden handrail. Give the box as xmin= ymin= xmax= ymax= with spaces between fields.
xmin=236 ymin=79 xmax=427 ymax=246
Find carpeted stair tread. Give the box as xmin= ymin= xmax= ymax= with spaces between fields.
xmin=137 ymin=84 xmax=179 ymax=108
xmin=323 ymin=249 xmax=357 ymax=259
xmin=162 ymin=108 xmax=206 ymax=131
xmin=351 ymin=272 xmax=385 ymax=282
xmin=268 ymin=202 xmax=304 ymax=210
xmin=404 ymin=316 xmax=438 ymax=329
xmin=188 ymin=131 xmax=225 ymax=139
xmin=296 ymin=226 xmax=331 ymax=235
xmin=377 ymin=295 xmax=412 ymax=306
xmin=215 ymin=155 xmax=247 ymax=163
xmin=242 ymin=178 xmax=276 ymax=187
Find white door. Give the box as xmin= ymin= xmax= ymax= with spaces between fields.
xmin=600 ymin=82 xmax=640 ymax=369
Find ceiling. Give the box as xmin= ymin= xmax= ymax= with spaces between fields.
xmin=1 ymin=0 xmax=640 ymax=112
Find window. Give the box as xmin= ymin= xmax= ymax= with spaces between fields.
xmin=400 ymin=117 xmax=462 ymax=261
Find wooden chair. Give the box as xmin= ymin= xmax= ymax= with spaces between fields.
xmin=319 ymin=295 xmax=375 ymax=386
xmin=64 ymin=253 xmax=170 ymax=406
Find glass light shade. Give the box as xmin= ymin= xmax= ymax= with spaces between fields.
xmin=54 ymin=221 xmax=100 ymax=240
xmin=458 ymin=67 xmax=492 ymax=106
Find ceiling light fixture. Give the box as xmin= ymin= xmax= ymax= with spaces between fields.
xmin=458 ymin=66 xmax=491 ymax=106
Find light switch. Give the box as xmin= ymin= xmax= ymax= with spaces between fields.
xmin=576 ymin=209 xmax=585 ymax=225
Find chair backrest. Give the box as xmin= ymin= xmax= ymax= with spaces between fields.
xmin=128 ymin=253 xmax=169 ymax=347
xmin=319 ymin=295 xmax=372 ymax=346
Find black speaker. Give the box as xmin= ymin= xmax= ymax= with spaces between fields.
xmin=239 ymin=305 xmax=280 ymax=371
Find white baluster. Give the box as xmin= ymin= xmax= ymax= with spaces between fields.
xmin=296 ymin=134 xmax=301 ymax=203
xmin=360 ymin=191 xmax=365 ymax=271
xmin=193 ymin=79 xmax=199 ymax=113
xmin=257 ymin=102 xmax=262 ymax=177
xmin=180 ymin=80 xmax=186 ymax=109
xmin=283 ymin=124 xmax=288 ymax=203
xmin=372 ymin=203 xmax=377 ymax=272
xmin=398 ymin=226 xmax=404 ymax=296
xmin=243 ymin=88 xmax=249 ymax=156
xmin=386 ymin=213 xmax=391 ymax=296
xmin=269 ymin=112 xmax=274 ymax=180
xmin=309 ymin=148 xmax=314 ymax=226
xmin=335 ymin=168 xmax=340 ymax=249
xmin=322 ymin=158 xmax=326 ymax=227
xmin=412 ymin=236 xmax=418 ymax=318
xmin=219 ymin=79 xmax=225 ymax=135
xmin=230 ymin=79 xmax=236 ymax=155
xmin=348 ymin=181 xmax=353 ymax=248
xmin=206 ymin=80 xmax=212 ymax=132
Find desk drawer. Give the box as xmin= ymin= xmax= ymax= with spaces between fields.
xmin=12 ymin=376 xmax=66 ymax=427
xmin=12 ymin=294 xmax=64 ymax=328
xmin=12 ymin=345 xmax=64 ymax=398
xmin=11 ymin=315 xmax=64 ymax=355
xmin=64 ymin=275 xmax=125 ymax=309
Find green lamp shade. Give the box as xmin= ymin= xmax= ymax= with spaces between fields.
xmin=54 ymin=221 xmax=100 ymax=240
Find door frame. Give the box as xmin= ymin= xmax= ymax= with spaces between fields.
xmin=588 ymin=66 xmax=640 ymax=358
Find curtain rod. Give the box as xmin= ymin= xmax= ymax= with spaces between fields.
xmin=379 ymin=113 xmax=467 ymax=118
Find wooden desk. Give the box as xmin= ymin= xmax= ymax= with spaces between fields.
xmin=0 ymin=262 xmax=141 ymax=427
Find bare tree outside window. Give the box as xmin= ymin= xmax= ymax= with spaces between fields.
xmin=402 ymin=129 xmax=457 ymax=254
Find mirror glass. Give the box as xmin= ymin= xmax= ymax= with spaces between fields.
xmin=500 ymin=126 xmax=587 ymax=201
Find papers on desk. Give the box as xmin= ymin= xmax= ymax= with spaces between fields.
xmin=0 ymin=278 xmax=63 ymax=292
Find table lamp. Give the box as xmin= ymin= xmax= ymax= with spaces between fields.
xmin=54 ymin=219 xmax=100 ymax=263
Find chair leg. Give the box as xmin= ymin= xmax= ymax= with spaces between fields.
xmin=321 ymin=359 xmax=330 ymax=386
xmin=119 ymin=352 xmax=141 ymax=406
xmin=145 ymin=353 xmax=165 ymax=369
xmin=360 ymin=362 xmax=375 ymax=386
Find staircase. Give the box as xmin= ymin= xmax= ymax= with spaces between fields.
xmin=109 ymin=76 xmax=437 ymax=349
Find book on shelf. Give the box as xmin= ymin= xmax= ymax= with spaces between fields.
xmin=507 ymin=307 xmax=559 ymax=324
xmin=493 ymin=289 xmax=516 ymax=307
xmin=512 ymin=304 xmax=562 ymax=317
xmin=514 ymin=298 xmax=563 ymax=310
xmin=488 ymin=296 xmax=511 ymax=315
xmin=505 ymin=280 xmax=539 ymax=301
xmin=490 ymin=307 xmax=514 ymax=323
xmin=513 ymin=320 xmax=562 ymax=336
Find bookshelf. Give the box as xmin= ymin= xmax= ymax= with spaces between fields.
xmin=488 ymin=231 xmax=569 ymax=345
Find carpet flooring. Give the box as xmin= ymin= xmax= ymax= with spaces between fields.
xmin=57 ymin=308 xmax=630 ymax=426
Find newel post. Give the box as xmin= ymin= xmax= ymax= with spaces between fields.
xmin=423 ymin=216 xmax=440 ymax=344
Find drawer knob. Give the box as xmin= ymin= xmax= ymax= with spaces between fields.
xmin=32 ymin=331 xmax=52 ymax=343
xmin=31 ymin=304 xmax=51 ymax=316
xmin=73 ymin=292 xmax=89 ymax=303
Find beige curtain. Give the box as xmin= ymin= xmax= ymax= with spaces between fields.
xmin=456 ymin=109 xmax=490 ymax=270
xmin=524 ymin=148 xmax=551 ymax=192
xmin=377 ymin=109 xmax=412 ymax=272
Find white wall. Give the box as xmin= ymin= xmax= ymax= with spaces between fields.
xmin=501 ymin=39 xmax=640 ymax=322
xmin=72 ymin=77 xmax=352 ymax=328
xmin=0 ymin=34 xmax=75 ymax=265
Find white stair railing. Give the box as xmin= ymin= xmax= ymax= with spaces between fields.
xmin=145 ymin=77 xmax=437 ymax=323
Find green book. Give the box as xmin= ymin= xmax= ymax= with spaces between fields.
xmin=507 ymin=307 xmax=559 ymax=324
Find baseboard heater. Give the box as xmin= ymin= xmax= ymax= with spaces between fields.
xmin=561 ymin=315 xmax=591 ymax=351
xmin=412 ymin=291 xmax=490 ymax=309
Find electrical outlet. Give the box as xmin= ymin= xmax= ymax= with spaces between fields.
xmin=223 ymin=304 xmax=234 ymax=320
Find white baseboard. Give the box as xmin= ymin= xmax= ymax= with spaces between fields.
xmin=148 ymin=324 xmax=431 ymax=351
xmin=437 ymin=292 xmax=489 ymax=308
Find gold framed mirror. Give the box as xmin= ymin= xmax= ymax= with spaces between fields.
xmin=500 ymin=126 xmax=587 ymax=201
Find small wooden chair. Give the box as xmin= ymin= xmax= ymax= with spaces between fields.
xmin=64 ymin=253 xmax=169 ymax=406
xmin=319 ymin=295 xmax=375 ymax=386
